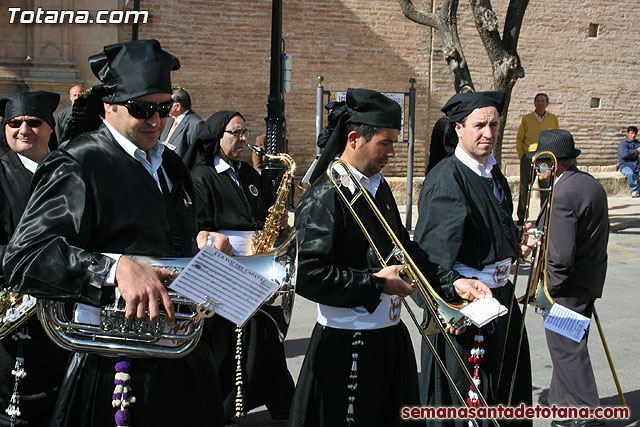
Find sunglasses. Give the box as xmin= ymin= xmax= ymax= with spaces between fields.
xmin=7 ymin=118 xmax=43 ymax=128
xmin=121 ymin=100 xmax=173 ymax=119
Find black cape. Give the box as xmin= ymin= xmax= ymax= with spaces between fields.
xmin=0 ymin=150 xmax=71 ymax=427
xmin=191 ymin=158 xmax=294 ymax=420
xmin=289 ymin=173 xmax=434 ymax=427
xmin=3 ymin=125 xmax=224 ymax=427
xmin=414 ymin=156 xmax=532 ymax=427
xmin=191 ymin=160 xmax=272 ymax=232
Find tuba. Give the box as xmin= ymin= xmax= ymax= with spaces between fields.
xmin=0 ymin=288 xmax=37 ymax=339
xmin=37 ymin=235 xmax=297 ymax=358
xmin=327 ymin=159 xmax=499 ymax=427
xmin=37 ymin=256 xmax=215 ymax=358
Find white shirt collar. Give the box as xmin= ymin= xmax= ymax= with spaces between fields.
xmin=344 ymin=163 xmax=383 ymax=197
xmin=174 ymin=110 xmax=188 ymax=125
xmin=534 ymin=111 xmax=546 ymax=122
xmin=102 ymin=117 xmax=165 ymax=174
xmin=16 ymin=153 xmax=39 ymax=173
xmin=214 ymin=154 xmax=242 ymax=187
xmin=454 ymin=144 xmax=496 ymax=178
xmin=214 ymin=154 xmax=241 ymax=174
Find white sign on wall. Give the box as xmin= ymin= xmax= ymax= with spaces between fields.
xmin=329 ymin=91 xmax=407 ymax=142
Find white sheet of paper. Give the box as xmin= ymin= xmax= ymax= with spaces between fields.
xmin=301 ymin=157 xmax=319 ymax=184
xmin=169 ymin=245 xmax=279 ymax=326
xmin=459 ymin=296 xmax=508 ymax=328
xmin=542 ymin=303 xmax=590 ymax=343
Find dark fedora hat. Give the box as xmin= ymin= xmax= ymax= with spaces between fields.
xmin=535 ymin=129 xmax=581 ymax=159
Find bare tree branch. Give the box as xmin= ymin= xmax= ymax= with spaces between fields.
xmin=503 ymin=0 xmax=529 ymax=53
xmin=468 ymin=0 xmax=505 ymax=66
xmin=397 ymin=0 xmax=441 ymax=28
xmin=397 ymin=0 xmax=474 ymax=92
xmin=441 ymin=0 xmax=475 ymax=92
xmin=397 ymin=0 xmax=529 ymax=163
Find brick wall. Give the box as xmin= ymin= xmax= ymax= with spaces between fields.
xmin=4 ymin=1 xmax=634 ymax=179
xmin=131 ymin=0 xmax=639 ymax=178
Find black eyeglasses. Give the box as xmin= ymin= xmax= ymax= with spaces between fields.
xmin=224 ymin=128 xmax=250 ymax=138
xmin=7 ymin=118 xmax=43 ymax=129
xmin=121 ymin=100 xmax=173 ymax=119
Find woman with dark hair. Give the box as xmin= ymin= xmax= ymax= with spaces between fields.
xmin=188 ymin=111 xmax=294 ymax=426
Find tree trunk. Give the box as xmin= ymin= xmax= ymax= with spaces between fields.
xmin=397 ymin=0 xmax=529 ymax=164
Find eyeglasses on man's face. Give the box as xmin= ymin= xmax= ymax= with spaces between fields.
xmin=224 ymin=128 xmax=250 ymax=138
xmin=7 ymin=118 xmax=44 ymax=129
xmin=121 ymin=100 xmax=173 ymax=119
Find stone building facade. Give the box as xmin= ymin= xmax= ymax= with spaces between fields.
xmin=1 ymin=0 xmax=638 ymax=178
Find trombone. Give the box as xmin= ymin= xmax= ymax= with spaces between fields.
xmin=327 ymin=159 xmax=499 ymax=427
xmin=497 ymin=151 xmax=557 ymax=405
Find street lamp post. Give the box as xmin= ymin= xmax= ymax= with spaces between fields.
xmin=263 ymin=0 xmax=286 ymax=196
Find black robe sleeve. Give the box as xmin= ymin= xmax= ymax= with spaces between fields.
xmin=294 ymin=179 xmax=384 ymax=313
xmin=414 ymin=175 xmax=466 ymax=301
xmin=3 ymin=151 xmax=114 ymax=306
xmin=0 ymin=151 xmax=35 ymax=284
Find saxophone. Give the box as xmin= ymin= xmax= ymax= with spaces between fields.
xmin=248 ymin=144 xmax=296 ymax=254
xmin=232 ymin=145 xmax=297 ymax=418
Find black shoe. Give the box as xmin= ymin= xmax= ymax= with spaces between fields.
xmin=224 ymin=419 xmax=239 ymax=427
xmin=538 ymin=393 xmax=549 ymax=407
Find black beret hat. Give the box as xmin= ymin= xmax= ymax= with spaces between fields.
xmin=536 ymin=129 xmax=581 ymax=159
xmin=0 ymin=90 xmax=60 ymax=129
xmin=442 ymin=91 xmax=505 ymax=123
xmin=345 ymin=88 xmax=402 ymax=130
xmin=309 ymin=88 xmax=402 ymax=183
xmin=89 ymin=39 xmax=180 ymax=103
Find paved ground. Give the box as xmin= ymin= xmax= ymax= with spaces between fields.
xmin=232 ymin=195 xmax=640 ymax=426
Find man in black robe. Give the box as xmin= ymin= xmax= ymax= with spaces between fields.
xmin=289 ymin=88 xmax=485 ymax=427
xmin=0 ymin=90 xmax=71 ymax=427
xmin=188 ymin=111 xmax=294 ymax=425
xmin=414 ymin=91 xmax=533 ymax=427
xmin=3 ymin=39 xmax=231 ymax=427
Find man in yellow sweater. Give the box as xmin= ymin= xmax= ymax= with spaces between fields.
xmin=516 ymin=93 xmax=559 ymax=224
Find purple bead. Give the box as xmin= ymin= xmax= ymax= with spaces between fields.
xmin=114 ymin=357 xmax=132 ymax=373
xmin=115 ymin=409 xmax=131 ymax=425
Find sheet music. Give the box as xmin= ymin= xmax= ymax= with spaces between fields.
xmin=169 ymin=245 xmax=279 ymax=326
xmin=459 ymin=296 xmax=508 ymax=328
xmin=301 ymin=157 xmax=319 ymax=184
xmin=543 ymin=303 xmax=590 ymax=343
